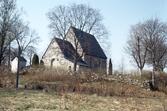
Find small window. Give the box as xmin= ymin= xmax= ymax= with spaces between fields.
xmin=51 ymin=58 xmax=55 ymax=68
xmin=68 ymin=66 xmax=72 ymax=72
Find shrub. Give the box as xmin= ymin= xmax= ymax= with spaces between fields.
xmin=0 ymin=67 xmax=15 ymax=88
xmin=153 ymin=73 xmax=167 ymax=93
xmin=108 ymin=58 xmax=113 ymax=75
xmin=32 ymin=54 xmax=39 ymax=66
xmin=40 ymin=60 xmax=44 ymax=66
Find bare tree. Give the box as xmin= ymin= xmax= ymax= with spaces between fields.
xmin=0 ymin=0 xmax=18 ymax=65
xmin=69 ymin=29 xmax=86 ymax=72
xmin=158 ymin=53 xmax=167 ymax=71
xmin=12 ymin=19 xmax=38 ymax=88
xmin=142 ymin=18 xmax=167 ymax=87
xmin=26 ymin=46 xmax=36 ymax=66
xmin=142 ymin=19 xmax=167 ymax=71
xmin=47 ymin=5 xmax=68 ymax=40
xmin=127 ymin=19 xmax=167 ymax=73
xmin=127 ymin=18 xmax=167 ymax=88
xmin=126 ymin=24 xmax=148 ymax=75
xmin=47 ymin=4 xmax=107 ymax=40
xmin=47 ymin=4 xmax=107 ymax=71
xmin=120 ymin=57 xmax=125 ymax=74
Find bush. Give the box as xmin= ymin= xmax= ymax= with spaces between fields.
xmin=0 ymin=67 xmax=15 ymax=88
xmin=153 ymin=73 xmax=167 ymax=93
xmin=108 ymin=58 xmax=113 ymax=75
xmin=32 ymin=54 xmax=39 ymax=66
xmin=40 ymin=60 xmax=44 ymax=66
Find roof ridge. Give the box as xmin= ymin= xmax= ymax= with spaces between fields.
xmin=70 ymin=26 xmax=95 ymax=37
xmin=70 ymin=26 xmax=107 ymax=59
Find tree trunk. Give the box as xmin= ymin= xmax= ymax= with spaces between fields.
xmin=73 ymin=61 xmax=77 ymax=72
xmin=151 ymin=67 xmax=155 ymax=89
xmin=0 ymin=32 xmax=6 ymax=66
xmin=139 ymin=68 xmax=142 ymax=76
xmin=73 ymin=50 xmax=78 ymax=72
xmin=8 ymin=43 xmax=11 ymax=69
xmin=0 ymin=47 xmax=3 ymax=66
xmin=16 ymin=46 xmax=21 ymax=89
xmin=29 ymin=56 xmax=32 ymax=66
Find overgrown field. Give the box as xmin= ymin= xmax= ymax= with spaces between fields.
xmin=1 ymin=69 xmax=167 ymax=97
xmin=0 ymin=89 xmax=167 ymax=111
xmin=1 ymin=68 xmax=167 ymax=110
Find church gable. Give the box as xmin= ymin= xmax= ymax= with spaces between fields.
xmin=42 ymin=26 xmax=107 ymax=72
xmin=42 ymin=39 xmax=63 ymax=60
xmin=65 ymin=27 xmax=107 ymax=72
xmin=42 ymin=38 xmax=87 ymax=69
xmin=42 ymin=39 xmax=65 ymax=68
xmin=66 ymin=26 xmax=107 ymax=59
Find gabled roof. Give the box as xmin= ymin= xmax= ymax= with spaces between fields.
xmin=55 ymin=38 xmax=87 ymax=66
xmin=20 ymin=57 xmax=27 ymax=62
xmin=70 ymin=26 xmax=107 ymax=59
xmin=42 ymin=38 xmax=55 ymax=59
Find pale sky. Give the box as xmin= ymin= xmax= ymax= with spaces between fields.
xmin=17 ymin=0 xmax=167 ymax=71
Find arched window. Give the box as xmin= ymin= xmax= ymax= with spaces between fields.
xmin=50 ymin=58 xmax=55 ymax=68
xmin=69 ymin=66 xmax=72 ymax=71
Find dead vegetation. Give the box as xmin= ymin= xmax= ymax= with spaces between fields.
xmin=1 ymin=68 xmax=167 ymax=98
xmin=18 ymin=68 xmax=166 ymax=98
xmin=1 ymin=68 xmax=167 ymax=110
xmin=0 ymin=89 xmax=167 ymax=111
xmin=0 ymin=67 xmax=15 ymax=88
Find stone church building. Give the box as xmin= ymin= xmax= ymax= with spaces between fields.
xmin=42 ymin=26 xmax=107 ymax=72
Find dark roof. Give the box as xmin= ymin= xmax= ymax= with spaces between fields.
xmin=70 ymin=27 xmax=107 ymax=59
xmin=20 ymin=57 xmax=27 ymax=62
xmin=12 ymin=56 xmax=27 ymax=62
xmin=55 ymin=38 xmax=87 ymax=66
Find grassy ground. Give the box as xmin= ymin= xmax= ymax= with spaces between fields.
xmin=0 ymin=89 xmax=167 ymax=111
xmin=1 ymin=69 xmax=167 ymax=110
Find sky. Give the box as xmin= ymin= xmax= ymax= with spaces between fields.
xmin=17 ymin=0 xmax=167 ymax=71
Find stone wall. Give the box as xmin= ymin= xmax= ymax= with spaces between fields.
xmin=104 ymin=74 xmax=151 ymax=91
xmin=83 ymin=55 xmax=106 ymax=73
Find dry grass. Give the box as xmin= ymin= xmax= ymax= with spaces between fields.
xmin=23 ymin=68 xmax=103 ymax=84
xmin=20 ymin=68 xmax=166 ymax=98
xmin=0 ymin=89 xmax=167 ymax=111
xmin=1 ymin=68 xmax=167 ymax=110
xmin=0 ymin=67 xmax=15 ymax=88
xmin=0 ymin=67 xmax=167 ymax=98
